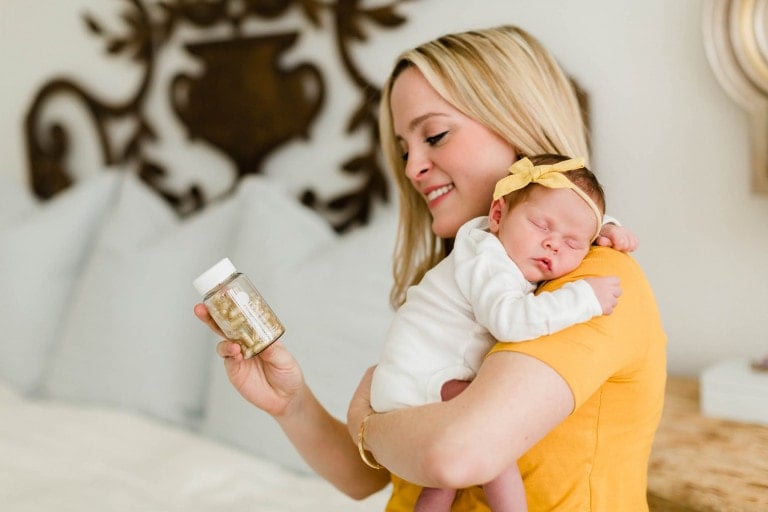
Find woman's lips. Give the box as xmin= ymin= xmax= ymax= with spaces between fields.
xmin=424 ymin=184 xmax=454 ymax=208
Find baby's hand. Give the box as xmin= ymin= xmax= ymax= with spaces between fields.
xmin=595 ymin=223 xmax=639 ymax=252
xmin=585 ymin=276 xmax=622 ymax=314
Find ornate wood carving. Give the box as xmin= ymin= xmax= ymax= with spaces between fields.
xmin=25 ymin=0 xmax=416 ymax=232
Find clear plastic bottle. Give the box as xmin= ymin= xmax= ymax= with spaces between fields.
xmin=193 ymin=257 xmax=285 ymax=359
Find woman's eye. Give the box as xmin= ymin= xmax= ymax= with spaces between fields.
xmin=401 ymin=151 xmax=409 ymax=162
xmin=425 ymin=131 xmax=447 ymax=145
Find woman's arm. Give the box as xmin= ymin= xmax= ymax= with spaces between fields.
xmin=274 ymin=378 xmax=391 ymax=498
xmin=348 ymin=352 xmax=573 ymax=488
xmin=195 ymin=305 xmax=390 ymax=498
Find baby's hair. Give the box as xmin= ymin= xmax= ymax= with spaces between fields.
xmin=502 ymin=153 xmax=606 ymax=214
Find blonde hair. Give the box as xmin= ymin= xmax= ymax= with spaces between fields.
xmin=380 ymin=25 xmax=590 ymax=307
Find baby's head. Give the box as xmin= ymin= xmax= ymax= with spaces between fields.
xmin=497 ymin=154 xmax=605 ymax=219
xmin=489 ymin=154 xmax=605 ymax=282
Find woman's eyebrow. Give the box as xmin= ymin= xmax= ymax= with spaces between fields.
xmin=408 ymin=112 xmax=449 ymax=132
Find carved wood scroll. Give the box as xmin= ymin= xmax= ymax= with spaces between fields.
xmin=703 ymin=0 xmax=768 ymax=192
xmin=25 ymin=0 xmax=418 ymax=233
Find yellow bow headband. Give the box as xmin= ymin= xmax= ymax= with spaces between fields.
xmin=493 ymin=157 xmax=603 ymax=241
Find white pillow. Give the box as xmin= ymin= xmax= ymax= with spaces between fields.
xmin=41 ymin=172 xmax=236 ymax=425
xmin=226 ymin=175 xmax=338 ymax=285
xmin=42 ymin=174 xmax=337 ymax=428
xmin=201 ymin=204 xmax=397 ymax=473
xmin=0 ymin=175 xmax=36 ymax=227
xmin=0 ymin=171 xmax=123 ymax=393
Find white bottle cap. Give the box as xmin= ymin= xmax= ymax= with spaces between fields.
xmin=193 ymin=257 xmax=237 ymax=296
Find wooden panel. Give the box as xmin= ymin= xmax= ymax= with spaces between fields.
xmin=647 ymin=377 xmax=768 ymax=511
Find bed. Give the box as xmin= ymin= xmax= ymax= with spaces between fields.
xmin=0 ymin=170 xmax=397 ymax=510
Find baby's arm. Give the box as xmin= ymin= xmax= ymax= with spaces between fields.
xmin=457 ymin=228 xmax=621 ymax=342
xmin=476 ymin=277 xmax=620 ymax=342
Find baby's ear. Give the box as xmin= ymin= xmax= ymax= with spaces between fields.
xmin=488 ymin=198 xmax=505 ymax=234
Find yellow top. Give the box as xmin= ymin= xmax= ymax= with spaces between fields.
xmin=383 ymin=247 xmax=667 ymax=511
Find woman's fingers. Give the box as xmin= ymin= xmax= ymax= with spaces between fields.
xmin=193 ymin=303 xmax=226 ymax=337
xmin=216 ymin=339 xmax=243 ymax=359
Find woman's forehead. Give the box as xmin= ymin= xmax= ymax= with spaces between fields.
xmin=391 ymin=72 xmax=462 ymax=137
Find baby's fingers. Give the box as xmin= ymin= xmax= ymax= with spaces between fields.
xmin=594 ymin=235 xmax=612 ymax=247
xmin=616 ymin=233 xmax=639 ymax=252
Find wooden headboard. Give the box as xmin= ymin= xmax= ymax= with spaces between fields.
xmin=25 ymin=0 xmax=419 ymax=233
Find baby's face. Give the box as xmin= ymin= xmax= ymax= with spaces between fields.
xmin=490 ymin=186 xmax=597 ymax=283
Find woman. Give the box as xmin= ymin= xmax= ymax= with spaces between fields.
xmin=195 ymin=25 xmax=664 ymax=511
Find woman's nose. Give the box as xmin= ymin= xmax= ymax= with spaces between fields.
xmin=404 ymin=153 xmax=430 ymax=181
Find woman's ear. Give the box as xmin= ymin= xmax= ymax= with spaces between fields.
xmin=488 ymin=198 xmax=505 ymax=234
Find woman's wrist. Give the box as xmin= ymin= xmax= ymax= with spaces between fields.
xmin=272 ymin=382 xmax=315 ymax=427
xmin=357 ymin=411 xmax=384 ymax=469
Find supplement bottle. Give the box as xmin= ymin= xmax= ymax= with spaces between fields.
xmin=193 ymin=257 xmax=285 ymax=358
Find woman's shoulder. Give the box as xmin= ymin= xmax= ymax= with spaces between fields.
xmin=542 ymin=247 xmax=657 ymax=315
xmin=577 ymin=246 xmax=645 ymax=280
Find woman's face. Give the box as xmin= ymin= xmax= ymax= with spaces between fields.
xmin=389 ymin=67 xmax=518 ymax=238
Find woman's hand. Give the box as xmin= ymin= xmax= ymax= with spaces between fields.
xmin=193 ymin=303 xmax=304 ymax=417
xmin=595 ymin=223 xmax=639 ymax=252
xmin=195 ymin=305 xmax=389 ymax=498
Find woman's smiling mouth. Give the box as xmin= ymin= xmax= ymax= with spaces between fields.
xmin=425 ymin=184 xmax=454 ymax=204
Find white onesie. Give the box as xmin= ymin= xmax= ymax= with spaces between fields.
xmin=370 ymin=216 xmax=602 ymax=412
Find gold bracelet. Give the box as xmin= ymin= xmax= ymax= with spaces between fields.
xmin=357 ymin=411 xmax=384 ymax=470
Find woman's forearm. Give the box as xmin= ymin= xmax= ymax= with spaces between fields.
xmin=360 ymin=352 xmax=573 ymax=488
xmin=276 ymin=384 xmax=391 ymax=499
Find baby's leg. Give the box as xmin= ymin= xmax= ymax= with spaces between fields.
xmin=414 ymin=487 xmax=457 ymax=512
xmin=440 ymin=379 xmax=471 ymax=400
xmin=483 ymin=463 xmax=528 ymax=512
xmin=441 ymin=380 xmax=527 ymax=510
xmin=410 ymin=380 xmax=472 ymax=511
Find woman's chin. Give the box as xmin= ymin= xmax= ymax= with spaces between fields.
xmin=431 ymin=217 xmax=464 ymax=239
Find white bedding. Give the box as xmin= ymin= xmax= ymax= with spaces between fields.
xmin=0 ymin=171 xmax=398 ymax=510
xmin=0 ymin=380 xmax=390 ymax=511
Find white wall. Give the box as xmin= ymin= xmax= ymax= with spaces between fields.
xmin=2 ymin=0 xmax=766 ymax=376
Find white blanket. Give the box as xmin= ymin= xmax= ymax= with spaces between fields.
xmin=0 ymin=172 xmax=398 ymax=510
xmin=0 ymin=381 xmax=390 ymax=511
